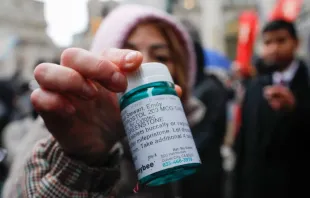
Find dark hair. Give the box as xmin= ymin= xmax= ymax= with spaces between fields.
xmin=179 ymin=19 xmax=205 ymax=86
xmin=180 ymin=19 xmax=201 ymax=43
xmin=193 ymin=41 xmax=206 ymax=86
xmin=262 ymin=19 xmax=298 ymax=40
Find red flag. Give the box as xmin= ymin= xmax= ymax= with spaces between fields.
xmin=235 ymin=11 xmax=259 ymax=77
xmin=269 ymin=0 xmax=303 ymax=22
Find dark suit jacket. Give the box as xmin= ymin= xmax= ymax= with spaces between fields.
xmin=233 ymin=61 xmax=310 ymax=198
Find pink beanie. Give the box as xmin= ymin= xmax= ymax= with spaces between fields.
xmin=90 ymin=4 xmax=196 ymax=88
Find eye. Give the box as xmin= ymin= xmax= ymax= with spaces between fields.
xmin=155 ymin=56 xmax=170 ymax=63
xmin=264 ymin=40 xmax=271 ymax=45
xmin=123 ymin=43 xmax=137 ymax=51
xmin=277 ymin=38 xmax=286 ymax=44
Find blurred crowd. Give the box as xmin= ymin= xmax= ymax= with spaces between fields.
xmin=0 ymin=2 xmax=309 ymax=198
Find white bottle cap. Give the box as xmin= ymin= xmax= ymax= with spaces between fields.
xmin=121 ymin=62 xmax=174 ymax=95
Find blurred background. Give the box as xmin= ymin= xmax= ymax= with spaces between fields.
xmin=1 ymin=1 xmax=309 ymax=196
xmin=1 ymin=0 xmax=310 ymax=83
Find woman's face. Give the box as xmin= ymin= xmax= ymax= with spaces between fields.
xmin=123 ymin=23 xmax=176 ymax=77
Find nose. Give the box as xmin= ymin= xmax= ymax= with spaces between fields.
xmin=263 ymin=44 xmax=279 ymax=63
xmin=269 ymin=43 xmax=279 ymax=54
xmin=142 ymin=54 xmax=151 ymax=64
xmin=140 ymin=50 xmax=151 ymax=64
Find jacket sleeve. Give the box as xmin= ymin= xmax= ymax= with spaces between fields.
xmin=231 ymin=84 xmax=251 ymax=198
xmin=290 ymin=87 xmax=310 ymax=156
xmin=193 ymin=77 xmax=228 ymax=148
xmin=232 ymin=101 xmax=246 ymax=154
xmin=5 ymin=136 xmax=120 ymax=198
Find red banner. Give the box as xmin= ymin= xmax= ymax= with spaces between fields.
xmin=235 ymin=11 xmax=259 ymax=77
xmin=269 ymin=0 xmax=303 ymax=22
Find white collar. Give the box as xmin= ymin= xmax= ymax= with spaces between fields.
xmin=272 ymin=60 xmax=299 ymax=84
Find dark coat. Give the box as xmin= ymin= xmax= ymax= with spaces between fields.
xmin=181 ymin=75 xmax=228 ymax=198
xmin=233 ymin=61 xmax=310 ymax=198
xmin=0 ymin=81 xmax=14 ymax=136
xmin=0 ymin=81 xmax=14 ymax=187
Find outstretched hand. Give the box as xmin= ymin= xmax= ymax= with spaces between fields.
xmin=264 ymin=85 xmax=295 ymax=111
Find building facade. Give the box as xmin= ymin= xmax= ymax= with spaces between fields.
xmin=296 ymin=0 xmax=310 ymax=62
xmin=0 ymin=0 xmax=59 ymax=81
xmin=72 ymin=0 xmax=120 ymax=49
xmin=73 ymin=0 xmax=309 ymax=62
xmin=172 ymin=0 xmax=259 ymax=58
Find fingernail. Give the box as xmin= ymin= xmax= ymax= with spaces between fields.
xmin=124 ymin=52 xmax=138 ymax=68
xmin=111 ymin=72 xmax=127 ymax=89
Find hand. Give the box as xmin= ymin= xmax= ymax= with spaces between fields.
xmin=264 ymin=85 xmax=296 ymax=111
xmin=32 ymin=48 xmax=144 ymax=165
xmin=31 ymin=48 xmax=182 ymax=165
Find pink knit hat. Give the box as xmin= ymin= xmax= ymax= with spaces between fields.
xmin=90 ymin=4 xmax=197 ymax=89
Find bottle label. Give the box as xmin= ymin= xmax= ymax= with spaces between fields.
xmin=121 ymin=95 xmax=201 ymax=180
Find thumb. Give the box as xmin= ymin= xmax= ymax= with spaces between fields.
xmin=175 ymin=85 xmax=182 ymax=98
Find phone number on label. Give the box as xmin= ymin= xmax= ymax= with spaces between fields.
xmin=162 ymin=157 xmax=193 ymax=167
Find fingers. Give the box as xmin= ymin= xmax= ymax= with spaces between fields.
xmin=61 ymin=48 xmax=127 ymax=91
xmin=264 ymin=85 xmax=290 ymax=99
xmin=264 ymin=86 xmax=283 ymax=107
xmin=175 ymin=85 xmax=182 ymax=98
xmin=269 ymin=100 xmax=282 ymax=111
xmin=34 ymin=63 xmax=98 ymax=99
xmin=31 ymin=89 xmax=75 ymax=116
xmin=60 ymin=48 xmax=143 ymax=92
xmin=264 ymin=85 xmax=295 ymax=110
xmin=264 ymin=86 xmax=274 ymax=99
xmin=101 ymin=48 xmax=143 ymax=72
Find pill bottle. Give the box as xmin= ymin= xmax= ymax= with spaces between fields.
xmin=119 ymin=62 xmax=201 ymax=186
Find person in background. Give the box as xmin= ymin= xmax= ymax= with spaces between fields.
xmin=0 ymin=81 xmax=14 ymax=135
xmin=179 ymin=19 xmax=205 ymax=87
xmin=0 ymin=80 xmax=14 ymax=192
xmin=1 ymin=59 xmax=57 ymax=197
xmin=181 ymin=18 xmax=227 ymax=198
xmin=233 ymin=19 xmax=310 ymax=198
xmin=2 ymin=59 xmax=46 ymax=165
xmin=191 ymin=44 xmax=227 ymax=198
xmin=253 ymin=56 xmax=273 ymax=76
xmin=3 ymin=5 xmax=223 ymax=198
